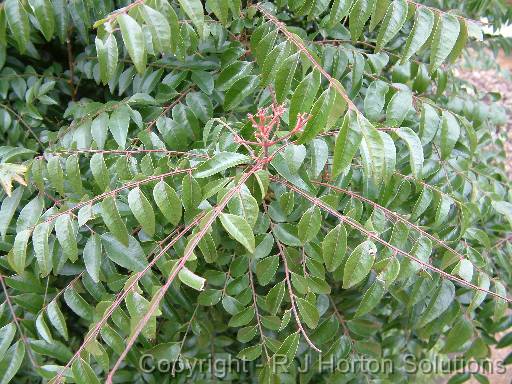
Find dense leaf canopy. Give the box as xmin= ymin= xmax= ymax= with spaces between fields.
xmin=0 ymin=0 xmax=511 ymax=383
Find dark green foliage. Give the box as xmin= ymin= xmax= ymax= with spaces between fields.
xmin=0 ymin=0 xmax=510 ymax=383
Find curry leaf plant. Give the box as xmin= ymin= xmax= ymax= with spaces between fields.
xmin=0 ymin=0 xmax=510 ymax=383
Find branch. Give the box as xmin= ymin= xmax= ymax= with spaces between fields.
xmin=265 ymin=204 xmax=321 ymax=353
xmin=0 ymin=274 xmax=39 ymax=368
xmin=255 ymin=5 xmax=357 ymax=112
xmin=273 ymin=176 xmax=512 ymax=303
xmin=47 ymin=148 xmax=209 ymax=159
xmin=38 ymin=167 xmax=194 ymax=228
xmin=51 ymin=220 xmax=201 ymax=384
xmin=311 ymin=180 xmax=472 ymax=267
xmin=247 ymin=257 xmax=269 ymax=360
xmin=105 ymin=165 xmax=261 ymax=383
xmin=0 ymin=103 xmax=43 ymax=147
xmin=145 ymin=86 xmax=194 ymax=133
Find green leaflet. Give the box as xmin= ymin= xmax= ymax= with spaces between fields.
xmin=266 ymin=281 xmax=285 ymax=315
xmin=298 ymin=206 xmax=321 ymax=243
xmin=54 ymin=215 xmax=77 ymax=264
xmin=329 ymin=0 xmax=351 ymax=27
xmin=16 ymin=195 xmax=43 ymax=232
xmin=342 ymin=240 xmax=376 ymax=289
xmin=237 ymin=344 xmax=262 ymax=361
xmin=355 ymin=280 xmax=385 ymax=317
xmin=100 ymin=325 xmax=125 ymax=355
xmin=229 ymin=306 xmax=255 ymax=327
xmin=419 ymin=103 xmax=439 ymax=145
xmin=382 ymin=222 xmax=409 ymax=259
xmin=417 ymin=280 xmax=455 ymax=328
xmin=128 ymin=187 xmax=155 ymax=237
xmin=469 ymin=272 xmax=490 ymax=311
xmin=452 ymin=258 xmax=474 ymax=282
xmin=100 ymin=196 xmax=129 ymax=246
xmin=95 ymin=34 xmax=118 ymax=85
xmin=228 ymin=192 xmax=259 ymax=227
xmin=310 ymin=138 xmax=328 ymax=178
xmin=441 ymin=317 xmax=473 ymax=353
xmin=4 ymin=0 xmax=30 ymax=53
xmin=492 ymin=201 xmax=512 ymax=228
xmin=396 ymin=127 xmax=424 ymax=179
xmin=101 ymin=232 xmax=147 ymax=272
xmin=297 ymin=88 xmax=336 ymax=144
xmin=349 ymin=0 xmax=375 ymax=41
xmin=359 ymin=115 xmax=388 ymax=185
xmin=379 ymin=131 xmax=396 ymax=184
xmin=254 ymin=29 xmax=278 ymax=67
xmin=179 ymin=267 xmax=206 ymax=291
xmin=289 ymin=70 xmax=321 ymax=130
xmin=29 ymin=0 xmax=55 ymax=41
xmin=440 ymin=111 xmax=460 ymax=160
xmin=52 ymin=0 xmax=68 ymax=43
xmin=448 ymin=19 xmax=468 ymax=63
xmin=493 ymin=281 xmax=507 ymax=321
xmin=182 ymin=174 xmax=202 ymax=211
xmin=369 ymin=0 xmax=390 ymax=31
xmin=140 ymin=5 xmax=171 ymax=55
xmin=11 ymin=229 xmax=31 ymax=274
xmin=0 ymin=186 xmax=23 ymax=239
xmin=72 ymin=358 xmax=101 ymax=384
xmin=260 ymin=41 xmax=293 ymax=88
xmin=377 ymin=257 xmax=400 ymax=288
xmin=216 ymin=61 xmax=253 ymax=91
xmin=296 ymin=297 xmax=320 ymax=329
xmin=332 ymin=110 xmax=362 ymax=177
xmin=90 ymin=153 xmax=109 ymax=191
xmin=198 ymin=289 xmax=222 ymax=306
xmin=220 ymin=213 xmax=255 ymax=253
xmin=91 ymin=112 xmax=109 ymax=149
xmin=256 ymin=255 xmax=279 ymax=285
xmin=83 ymin=234 xmax=102 ymax=283
xmin=322 ymin=224 xmax=347 ymax=272
xmin=429 ymin=14 xmax=460 ymax=73
xmin=401 ymin=7 xmax=435 ymax=63
xmin=0 ymin=341 xmax=25 ymax=384
xmin=364 ymin=80 xmax=389 ymax=121
xmin=0 ymin=323 xmax=15 ymax=357
xmin=194 ymin=152 xmax=250 ymax=178
xmin=376 ymin=0 xmax=408 ymax=51
xmin=65 ymin=154 xmax=82 ymax=194
xmin=47 ymin=156 xmax=64 ymax=195
xmin=117 ymin=14 xmax=146 ymax=74
xmin=350 ymin=52 xmax=365 ymax=98
xmin=33 ymin=222 xmax=51 ymax=276
xmin=64 ymin=287 xmax=94 ymax=321
xmin=207 ymin=0 xmax=229 ymax=25
xmin=35 ymin=312 xmax=53 ymax=343
xmin=271 ymin=331 xmax=299 ymax=370
xmin=386 ymin=88 xmax=412 ymax=127
xmin=275 ymin=52 xmax=300 ymax=102
xmin=153 ymin=180 xmax=182 ymax=225
xmin=108 ymin=104 xmax=131 ymax=149
xmin=224 ymin=75 xmax=259 ymax=110
xmin=47 ymin=300 xmax=68 ymax=340
xmin=411 ymin=187 xmax=432 ymax=221
xmin=399 ymin=236 xmax=431 ymax=279
xmin=177 ymin=0 xmax=204 ymax=37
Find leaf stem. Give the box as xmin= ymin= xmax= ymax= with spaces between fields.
xmin=105 ymin=165 xmax=261 ymax=383
xmin=274 ymin=176 xmax=512 ymax=303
